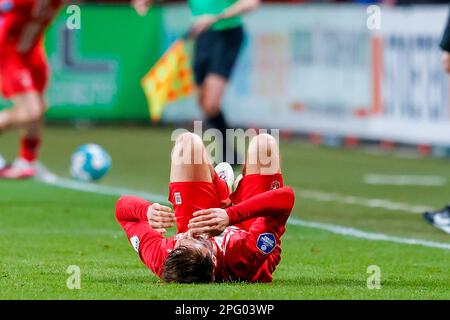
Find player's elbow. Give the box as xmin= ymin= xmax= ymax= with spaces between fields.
xmin=28 ymin=110 xmax=44 ymax=123
xmin=282 ymin=187 xmax=295 ymax=214
xmin=115 ymin=196 xmax=127 ymax=221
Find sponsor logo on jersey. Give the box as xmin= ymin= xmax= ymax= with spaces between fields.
xmin=174 ymin=192 xmax=182 ymax=205
xmin=256 ymin=233 xmax=276 ymax=254
xmin=270 ymin=180 xmax=281 ymax=190
xmin=130 ymin=236 xmax=140 ymax=253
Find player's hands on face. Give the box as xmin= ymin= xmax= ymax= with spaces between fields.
xmin=147 ymin=203 xmax=176 ymax=235
xmin=189 ymin=15 xmax=218 ymax=38
xmin=131 ymin=0 xmax=152 ymax=16
xmin=442 ymin=52 xmax=450 ymax=74
xmin=188 ymin=208 xmax=229 ymax=237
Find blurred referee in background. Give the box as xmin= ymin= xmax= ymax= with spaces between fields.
xmin=133 ymin=0 xmax=260 ymax=164
xmin=423 ymin=2 xmax=450 ymax=235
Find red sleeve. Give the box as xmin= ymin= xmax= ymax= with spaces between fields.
xmin=115 ymin=195 xmax=151 ymax=228
xmin=226 ymin=187 xmax=295 ymax=226
xmin=213 ymin=172 xmax=232 ymax=208
xmin=115 ymin=195 xmax=173 ymax=277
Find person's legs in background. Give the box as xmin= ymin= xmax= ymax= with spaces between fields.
xmin=0 ymin=46 xmax=48 ymax=178
xmin=5 ymin=91 xmax=46 ymax=157
xmin=198 ymin=74 xmax=230 ymax=163
xmin=0 ymin=0 xmax=62 ymax=179
xmin=0 ymin=91 xmax=46 ymax=179
xmin=193 ymin=27 xmax=244 ymax=165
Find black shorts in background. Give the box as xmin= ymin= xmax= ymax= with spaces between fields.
xmin=193 ymin=26 xmax=244 ymax=85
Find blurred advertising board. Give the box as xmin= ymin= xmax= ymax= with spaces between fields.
xmin=0 ymin=4 xmax=163 ymax=121
xmin=162 ymin=4 xmax=450 ymax=146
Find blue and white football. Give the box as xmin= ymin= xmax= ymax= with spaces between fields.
xmin=70 ymin=144 xmax=111 ymax=181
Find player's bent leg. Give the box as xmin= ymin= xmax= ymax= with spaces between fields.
xmin=170 ymin=132 xmax=215 ymax=183
xmin=0 ymin=92 xmax=46 ymax=179
xmin=0 ymin=119 xmax=43 ymax=179
xmin=230 ymin=134 xmax=284 ymax=230
xmin=170 ymin=132 xmax=230 ymax=196
xmin=169 ymin=132 xmax=227 ymax=233
xmin=245 ymin=133 xmax=281 ymax=176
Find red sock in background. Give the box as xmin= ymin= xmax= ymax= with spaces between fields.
xmin=19 ymin=137 xmax=41 ymax=162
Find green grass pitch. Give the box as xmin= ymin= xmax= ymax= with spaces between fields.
xmin=1 ymin=126 xmax=449 ymax=299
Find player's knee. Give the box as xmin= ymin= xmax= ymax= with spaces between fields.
xmin=175 ymin=132 xmax=203 ymax=150
xmin=249 ymin=133 xmax=278 ymax=158
xmin=23 ymin=102 xmax=45 ymax=123
xmin=246 ymin=134 xmax=280 ymax=174
xmin=14 ymin=93 xmax=45 ymax=123
xmin=173 ymin=132 xmax=205 ymax=164
xmin=28 ymin=108 xmax=44 ymax=123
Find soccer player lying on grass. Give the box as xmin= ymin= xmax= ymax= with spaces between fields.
xmin=116 ymin=132 xmax=295 ymax=283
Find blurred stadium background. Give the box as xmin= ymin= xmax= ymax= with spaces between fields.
xmin=2 ymin=0 xmax=450 ymax=153
xmin=1 ymin=0 xmax=450 ymax=299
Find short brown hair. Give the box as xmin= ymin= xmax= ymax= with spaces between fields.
xmin=162 ymin=245 xmax=214 ymax=283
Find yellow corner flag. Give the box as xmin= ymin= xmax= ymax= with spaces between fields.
xmin=141 ymin=39 xmax=195 ymax=122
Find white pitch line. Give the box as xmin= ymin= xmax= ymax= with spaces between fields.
xmin=364 ymin=174 xmax=446 ymax=187
xmin=35 ymin=172 xmax=450 ymax=251
xmin=289 ymin=219 xmax=450 ymax=250
xmin=297 ymin=189 xmax=433 ymax=214
xmin=36 ymin=170 xmax=168 ymax=204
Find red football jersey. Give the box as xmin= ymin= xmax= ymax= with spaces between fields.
xmin=213 ymin=187 xmax=294 ymax=282
xmin=116 ymin=186 xmax=295 ymax=282
xmin=0 ymin=0 xmax=62 ymax=54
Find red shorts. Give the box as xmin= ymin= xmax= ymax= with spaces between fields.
xmin=168 ymin=173 xmax=230 ymax=233
xmin=0 ymin=44 xmax=48 ymax=98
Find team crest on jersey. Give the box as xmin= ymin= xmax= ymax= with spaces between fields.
xmin=256 ymin=233 xmax=276 ymax=254
xmin=174 ymin=192 xmax=182 ymax=205
xmin=130 ymin=236 xmax=140 ymax=253
xmin=270 ymin=180 xmax=281 ymax=190
xmin=0 ymin=1 xmax=13 ymax=13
